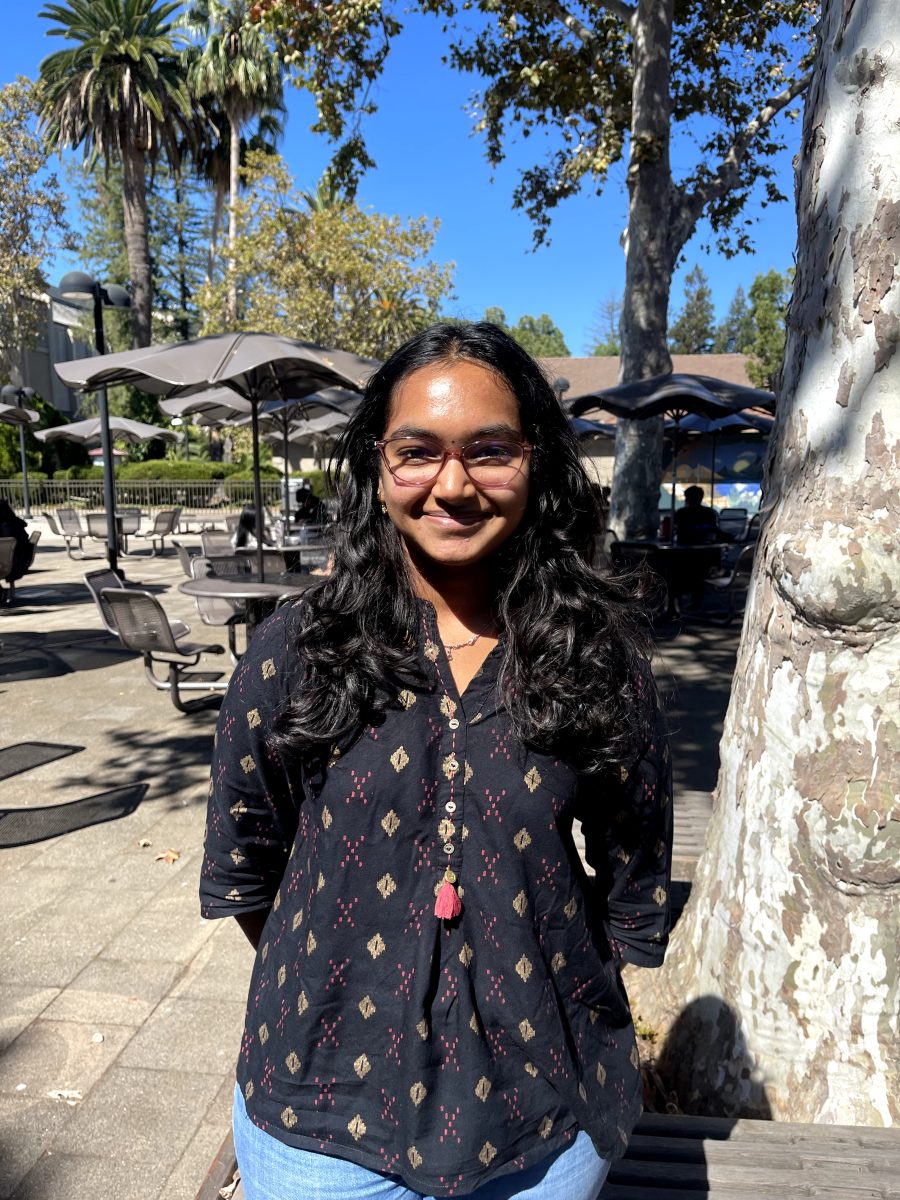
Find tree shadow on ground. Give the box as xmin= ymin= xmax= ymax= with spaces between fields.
xmin=649 ymin=996 xmax=773 ymax=1119
xmin=54 ymin=721 xmax=217 ymax=812
xmin=653 ymin=625 xmax=739 ymax=796
xmin=0 ymin=783 xmax=148 ymax=847
xmin=5 ymin=576 xmax=169 ymax=616
xmin=610 ymin=997 xmax=771 ymax=1194
xmin=0 ymin=629 xmax=134 ymax=682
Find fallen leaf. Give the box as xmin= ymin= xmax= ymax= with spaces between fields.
xmin=48 ymin=1088 xmax=82 ymax=1105
xmin=155 ymin=849 xmax=181 ymax=864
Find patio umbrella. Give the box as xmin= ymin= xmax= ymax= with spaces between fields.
xmin=55 ymin=332 xmax=377 ymax=577
xmin=570 ymin=416 xmax=616 ymax=440
xmin=0 ymin=400 xmax=41 ymax=520
xmin=568 ymin=372 xmax=775 ymax=420
xmin=663 ymin=410 xmax=773 ymax=499
xmin=236 ymin=392 xmax=355 ymax=534
xmin=569 ymin=373 xmax=775 ymax=534
xmin=0 ymin=402 xmax=40 ymax=427
xmin=162 ymin=386 xmax=358 ymax=536
xmin=35 ymin=416 xmax=178 ymax=446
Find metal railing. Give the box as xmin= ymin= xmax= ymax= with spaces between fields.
xmin=0 ymin=478 xmax=287 ymax=517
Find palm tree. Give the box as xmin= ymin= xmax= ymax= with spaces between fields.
xmin=182 ymin=0 xmax=284 ymax=323
xmin=38 ymin=0 xmax=197 ymax=348
xmin=192 ymin=104 xmax=284 ymax=286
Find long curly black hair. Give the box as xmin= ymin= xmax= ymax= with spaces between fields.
xmin=272 ymin=322 xmax=654 ymax=774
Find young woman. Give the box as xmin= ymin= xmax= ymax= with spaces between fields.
xmin=201 ymin=323 xmax=672 ymax=1200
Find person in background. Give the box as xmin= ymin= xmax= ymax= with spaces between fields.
xmin=673 ymin=485 xmax=718 ymax=545
xmin=201 ymin=322 xmax=672 ymax=1200
xmin=0 ymin=499 xmax=31 ymax=602
xmin=232 ymin=505 xmax=274 ymax=549
xmin=673 ymin=486 xmax=722 ymax=609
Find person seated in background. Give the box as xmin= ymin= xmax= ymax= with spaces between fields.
xmin=673 ymin=486 xmax=721 ymax=610
xmin=232 ymin=505 xmax=274 ymax=549
xmin=673 ymin=485 xmax=719 ymax=545
xmin=293 ymin=484 xmax=326 ymax=526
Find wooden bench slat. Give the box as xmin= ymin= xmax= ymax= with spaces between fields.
xmin=627 ymin=1133 xmax=900 ymax=1169
xmin=609 ymin=1158 xmax=900 ymax=1198
xmin=634 ymin=1114 xmax=900 ymax=1147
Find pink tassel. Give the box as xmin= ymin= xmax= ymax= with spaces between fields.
xmin=435 ymin=878 xmax=462 ymax=920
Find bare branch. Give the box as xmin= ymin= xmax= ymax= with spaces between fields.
xmin=672 ymin=70 xmax=813 ymax=251
xmin=547 ymin=0 xmax=638 ymax=41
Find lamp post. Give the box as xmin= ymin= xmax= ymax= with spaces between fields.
xmin=170 ymin=416 xmax=188 ymax=458
xmin=0 ymin=383 xmax=36 ymax=517
xmin=57 ymin=272 xmax=131 ymax=575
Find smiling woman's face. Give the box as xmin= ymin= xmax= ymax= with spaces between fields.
xmin=378 ymin=358 xmax=530 ymax=575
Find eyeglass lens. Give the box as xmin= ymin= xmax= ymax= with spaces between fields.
xmin=382 ymin=437 xmax=526 ymax=485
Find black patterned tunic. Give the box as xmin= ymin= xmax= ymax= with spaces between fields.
xmin=201 ymin=601 xmax=672 ymax=1196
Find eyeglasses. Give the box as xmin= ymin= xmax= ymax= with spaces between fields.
xmin=375 ymin=434 xmax=532 ymax=488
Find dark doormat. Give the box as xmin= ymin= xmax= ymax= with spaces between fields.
xmin=0 ymin=783 xmax=148 ymax=848
xmin=0 ymin=742 xmax=84 ymax=782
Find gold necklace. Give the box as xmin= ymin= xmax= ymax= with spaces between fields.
xmin=441 ymin=619 xmax=496 ymax=661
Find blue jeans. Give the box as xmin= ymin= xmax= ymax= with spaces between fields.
xmin=233 ymin=1085 xmax=611 ymax=1200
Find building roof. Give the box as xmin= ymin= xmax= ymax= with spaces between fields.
xmin=539 ymin=354 xmax=756 ymax=403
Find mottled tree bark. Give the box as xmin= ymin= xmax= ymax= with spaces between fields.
xmin=627 ymin=0 xmax=899 ymax=1123
xmin=608 ymin=0 xmax=674 ymax=540
xmin=121 ymin=145 xmax=152 ymax=348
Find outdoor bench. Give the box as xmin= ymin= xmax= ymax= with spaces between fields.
xmin=194 ymin=1113 xmax=900 ymax=1200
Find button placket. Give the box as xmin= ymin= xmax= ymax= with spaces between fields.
xmin=425 ymin=623 xmax=469 ymax=910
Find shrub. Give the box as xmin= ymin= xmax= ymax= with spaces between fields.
xmin=117 ymin=460 xmax=237 ymax=481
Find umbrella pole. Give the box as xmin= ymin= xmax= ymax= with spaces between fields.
xmin=669 ymin=419 xmax=679 ymax=541
xmin=251 ymin=399 xmax=265 ymax=581
xmin=282 ymin=416 xmax=290 ymax=546
xmin=89 ymin=292 xmax=121 ymax=576
xmin=710 ymin=430 xmax=718 ymax=511
xmin=17 ymin=423 xmax=31 ymax=518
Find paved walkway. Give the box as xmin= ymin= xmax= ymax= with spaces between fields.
xmin=0 ymin=521 xmax=740 ymax=1199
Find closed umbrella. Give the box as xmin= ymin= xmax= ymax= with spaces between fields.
xmin=55 ymin=333 xmax=377 ymax=577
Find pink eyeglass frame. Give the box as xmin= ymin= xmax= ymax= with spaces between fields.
xmin=374 ymin=435 xmax=533 ymax=488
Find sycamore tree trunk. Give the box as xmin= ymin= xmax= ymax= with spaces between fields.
xmin=608 ymin=0 xmax=675 ymax=540
xmin=121 ymin=146 xmax=153 ymax=348
xmin=227 ymin=110 xmax=240 ymax=326
xmin=628 ymin=0 xmax=900 ymax=1123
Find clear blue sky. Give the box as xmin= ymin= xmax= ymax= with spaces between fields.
xmin=2 ymin=6 xmax=801 ymax=354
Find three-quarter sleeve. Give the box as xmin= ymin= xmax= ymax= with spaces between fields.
xmin=578 ymin=678 xmax=673 ymax=968
xmin=200 ymin=609 xmax=303 ymax=919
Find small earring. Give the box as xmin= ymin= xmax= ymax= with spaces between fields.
xmin=378 ymin=494 xmax=387 ymax=514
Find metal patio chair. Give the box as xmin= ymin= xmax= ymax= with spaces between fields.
xmin=129 ymin=507 xmax=181 ymax=556
xmin=200 ymin=528 xmax=234 ymax=557
xmin=55 ymin=508 xmax=88 ymax=558
xmin=189 ymin=555 xmax=246 ymax=662
xmin=84 ymin=569 xmax=190 ymax=641
xmin=173 ymin=538 xmax=198 ymax=578
xmin=702 ymin=544 xmax=756 ymax=625
xmin=100 ymin=587 xmax=228 ymax=713
xmin=717 ymin=508 xmax=748 ymax=542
